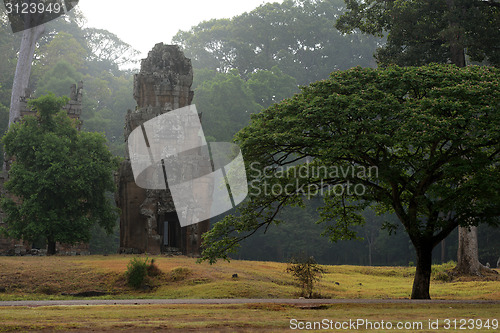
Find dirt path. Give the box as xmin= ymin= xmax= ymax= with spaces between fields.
xmin=1 ymin=298 xmax=498 ymax=307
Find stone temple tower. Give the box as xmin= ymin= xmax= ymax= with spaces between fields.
xmin=116 ymin=43 xmax=210 ymax=255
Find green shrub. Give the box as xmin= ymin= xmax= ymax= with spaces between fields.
xmin=126 ymin=257 xmax=150 ymax=289
xmin=431 ymin=261 xmax=455 ymax=282
xmin=286 ymin=256 xmax=325 ymax=298
xmin=433 ymin=271 xmax=452 ymax=282
xmin=126 ymin=257 xmax=165 ymax=289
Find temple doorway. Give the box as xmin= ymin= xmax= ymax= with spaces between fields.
xmin=159 ymin=212 xmax=181 ymax=251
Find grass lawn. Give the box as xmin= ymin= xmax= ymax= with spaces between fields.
xmin=0 ymin=255 xmax=498 ymax=332
xmin=0 ymin=255 xmax=498 ymax=301
xmin=0 ymin=303 xmax=498 ymax=332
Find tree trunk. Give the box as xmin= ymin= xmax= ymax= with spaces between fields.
xmin=455 ymin=226 xmax=483 ymax=274
xmin=445 ymin=0 xmax=466 ymax=68
xmin=368 ymin=242 xmax=372 ymax=266
xmin=411 ymin=244 xmax=432 ymax=299
xmin=449 ymin=41 xmax=466 ymax=67
xmin=443 ymin=0 xmax=486 ymax=279
xmin=441 ymin=238 xmax=446 ymax=263
xmin=47 ymin=238 xmax=56 ymax=256
xmin=9 ymin=24 xmax=45 ymax=127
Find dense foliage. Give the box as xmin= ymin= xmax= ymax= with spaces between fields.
xmin=0 ymin=7 xmax=135 ymax=252
xmin=201 ymin=64 xmax=500 ymax=298
xmin=0 ymin=7 xmax=138 ymax=157
xmin=1 ymin=94 xmax=119 ymax=254
xmin=336 ymin=0 xmax=500 ymax=67
xmin=174 ymin=0 xmax=381 ymax=85
xmin=194 ymin=67 xmax=298 ymax=141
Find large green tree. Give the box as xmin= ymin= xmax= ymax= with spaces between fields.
xmin=36 ymin=60 xmax=83 ymax=97
xmin=0 ymin=12 xmax=19 ymax=107
xmin=336 ymin=0 xmax=500 ymax=67
xmin=174 ymin=0 xmax=380 ymax=85
xmin=31 ymin=32 xmax=87 ymax=87
xmin=193 ymin=70 xmax=262 ymax=142
xmin=83 ymin=28 xmax=140 ymax=70
xmin=7 ymin=13 xmax=45 ymax=127
xmin=336 ymin=0 xmax=500 ymax=276
xmin=1 ymin=93 xmax=119 ymax=255
xmin=193 ymin=67 xmax=298 ymax=142
xmin=201 ymin=64 xmax=500 ymax=299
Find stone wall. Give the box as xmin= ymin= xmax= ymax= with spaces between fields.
xmin=20 ymin=81 xmax=83 ymax=128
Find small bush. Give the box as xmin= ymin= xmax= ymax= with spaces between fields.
xmin=126 ymin=257 xmax=163 ymax=289
xmin=286 ymin=256 xmax=325 ymax=298
xmin=433 ymin=271 xmax=452 ymax=282
xmin=169 ymin=267 xmax=191 ymax=282
xmin=431 ymin=261 xmax=455 ymax=282
xmin=126 ymin=257 xmax=149 ymax=289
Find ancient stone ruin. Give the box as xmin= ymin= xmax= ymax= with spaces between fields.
xmin=19 ymin=81 xmax=83 ymax=126
xmin=0 ymin=82 xmax=88 ymax=256
xmin=116 ymin=43 xmax=210 ymax=256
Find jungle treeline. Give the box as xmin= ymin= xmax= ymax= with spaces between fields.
xmin=0 ymin=1 xmax=497 ymax=266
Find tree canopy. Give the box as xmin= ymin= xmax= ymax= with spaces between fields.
xmin=1 ymin=93 xmax=119 ymax=255
xmin=174 ymin=0 xmax=381 ymax=85
xmin=336 ymin=0 xmax=500 ymax=277
xmin=336 ymin=0 xmax=500 ymax=67
xmin=193 ymin=67 xmax=298 ymax=141
xmin=201 ymin=64 xmax=500 ymax=299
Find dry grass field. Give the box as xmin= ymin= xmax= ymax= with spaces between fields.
xmin=0 ymin=255 xmax=498 ymax=301
xmin=1 ymin=303 xmax=499 ymax=332
xmin=0 ymin=255 xmax=498 ymax=332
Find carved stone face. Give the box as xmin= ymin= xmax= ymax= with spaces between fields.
xmin=133 ymin=44 xmax=194 ymax=110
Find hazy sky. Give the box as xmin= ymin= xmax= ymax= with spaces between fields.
xmin=78 ymin=0 xmax=283 ymax=58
